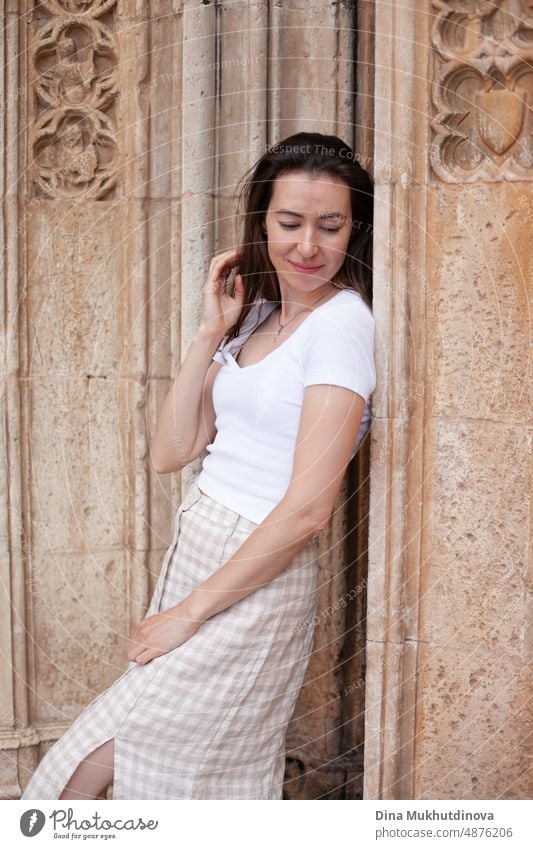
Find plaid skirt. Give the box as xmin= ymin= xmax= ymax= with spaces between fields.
xmin=21 ymin=481 xmax=320 ymax=800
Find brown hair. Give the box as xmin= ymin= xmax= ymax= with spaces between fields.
xmin=225 ymin=131 xmax=374 ymax=344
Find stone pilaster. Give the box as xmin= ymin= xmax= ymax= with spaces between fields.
xmin=364 ymin=0 xmax=532 ymax=800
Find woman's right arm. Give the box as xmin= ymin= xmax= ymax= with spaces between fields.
xmin=151 ymin=332 xmax=223 ymax=474
xmin=150 ymin=248 xmax=245 ymax=475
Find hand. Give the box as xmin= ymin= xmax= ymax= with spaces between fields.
xmin=126 ymin=601 xmax=202 ymax=665
xmin=198 ymin=248 xmax=246 ymax=340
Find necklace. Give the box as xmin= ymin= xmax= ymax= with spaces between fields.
xmin=274 ymin=287 xmax=338 ymax=341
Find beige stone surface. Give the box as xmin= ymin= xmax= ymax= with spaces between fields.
xmin=363 ymin=0 xmax=532 ymax=802
xmin=415 ymin=644 xmax=531 ymax=799
xmin=29 ymin=549 xmax=130 ymax=723
xmin=421 ymin=419 xmax=530 ymax=654
xmin=23 ymin=202 xmax=124 ymax=377
xmin=28 ymin=378 xmax=126 ymax=552
xmin=427 ymin=184 xmax=531 ymax=424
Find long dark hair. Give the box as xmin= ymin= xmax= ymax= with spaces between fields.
xmin=225 ymin=131 xmax=374 ymax=344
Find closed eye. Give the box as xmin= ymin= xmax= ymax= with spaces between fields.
xmin=279 ymin=223 xmax=341 ymax=233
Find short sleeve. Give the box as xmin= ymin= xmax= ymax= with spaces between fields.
xmin=300 ymin=302 xmax=376 ymax=402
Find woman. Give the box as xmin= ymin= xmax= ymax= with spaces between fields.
xmin=21 ymin=132 xmax=376 ymax=800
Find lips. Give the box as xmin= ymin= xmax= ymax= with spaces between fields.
xmin=289 ymin=260 xmax=323 ymax=272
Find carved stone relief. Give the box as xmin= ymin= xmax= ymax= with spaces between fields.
xmin=430 ymin=0 xmax=533 ymax=181
xmin=30 ymin=0 xmax=119 ymax=198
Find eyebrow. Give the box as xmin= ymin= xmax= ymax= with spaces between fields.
xmin=274 ymin=209 xmax=346 ymax=220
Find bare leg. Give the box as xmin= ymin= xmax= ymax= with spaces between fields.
xmin=59 ymin=738 xmax=115 ymax=800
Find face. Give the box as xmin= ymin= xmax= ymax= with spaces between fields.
xmin=263 ymin=170 xmax=352 ymax=295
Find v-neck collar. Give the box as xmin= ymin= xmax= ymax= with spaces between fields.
xmin=227 ymin=290 xmax=349 ymax=371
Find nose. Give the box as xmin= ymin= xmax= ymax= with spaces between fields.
xmin=297 ymin=233 xmax=319 ymax=258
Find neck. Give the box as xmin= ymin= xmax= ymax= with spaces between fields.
xmin=277 ymin=282 xmax=337 ymax=324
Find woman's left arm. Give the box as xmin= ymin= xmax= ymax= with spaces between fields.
xmin=186 ymin=383 xmax=366 ymax=620
xmin=127 ymin=384 xmax=366 ymax=663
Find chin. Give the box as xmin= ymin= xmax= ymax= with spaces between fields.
xmin=283 ymin=265 xmax=331 ymax=279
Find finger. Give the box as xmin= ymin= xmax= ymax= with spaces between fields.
xmin=233 ymin=273 xmax=245 ymax=296
xmin=126 ymin=643 xmax=141 ymax=662
xmin=136 ymin=648 xmax=157 ymax=665
xmin=126 ymin=634 xmax=148 ymax=661
xmin=208 ymin=249 xmax=242 ymax=274
xmin=128 ymin=644 xmax=148 ymax=663
xmin=210 ymin=247 xmax=241 ymax=263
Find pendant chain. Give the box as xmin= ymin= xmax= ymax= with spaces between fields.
xmin=274 ymin=287 xmax=337 ymax=341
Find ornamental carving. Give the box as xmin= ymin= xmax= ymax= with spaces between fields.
xmin=30 ymin=0 xmax=119 ymax=198
xmin=430 ymin=0 xmax=533 ymax=182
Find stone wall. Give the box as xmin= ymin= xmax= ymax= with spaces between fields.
xmin=364 ymin=1 xmax=532 ymax=799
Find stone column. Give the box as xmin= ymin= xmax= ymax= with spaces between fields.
xmin=0 ymin=0 xmax=183 ymax=798
xmin=364 ymin=0 xmax=532 ymax=800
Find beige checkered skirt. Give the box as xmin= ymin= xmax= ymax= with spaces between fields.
xmin=21 ymin=482 xmax=320 ymax=800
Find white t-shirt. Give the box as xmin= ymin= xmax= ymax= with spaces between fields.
xmin=196 ymin=288 xmax=377 ymax=523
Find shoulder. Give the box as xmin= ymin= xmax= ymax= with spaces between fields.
xmin=235 ymin=298 xmax=277 ymax=338
xmin=297 ymin=289 xmax=377 ymax=398
xmin=245 ymin=297 xmax=277 ymax=326
xmin=307 ymin=289 xmax=375 ymax=332
xmin=297 ymin=289 xmax=376 ymax=364
xmin=213 ymin=298 xmax=277 ymax=362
